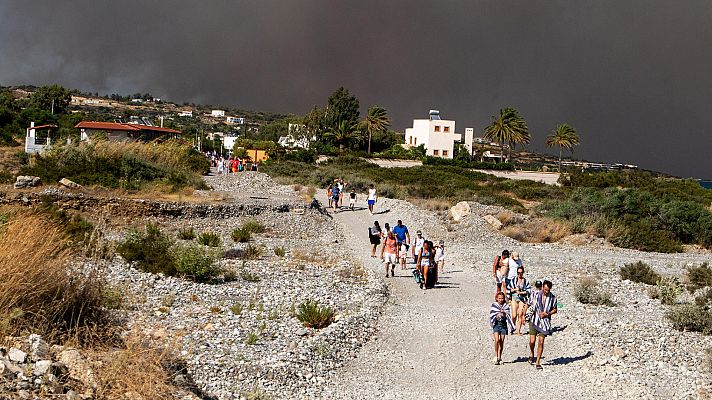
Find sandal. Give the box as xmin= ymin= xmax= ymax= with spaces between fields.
xmin=535 ymin=364 xmax=543 ymax=370
xmin=528 ymin=357 xmax=534 ymax=365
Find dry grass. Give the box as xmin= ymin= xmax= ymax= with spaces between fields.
xmin=0 ymin=211 xmax=110 ymax=343
xmin=93 ymin=336 xmax=182 ymax=400
xmin=500 ymin=218 xmax=571 ymax=243
xmin=411 ymin=198 xmax=452 ymax=212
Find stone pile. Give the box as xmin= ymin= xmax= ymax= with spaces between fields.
xmin=13 ymin=176 xmax=40 ymax=189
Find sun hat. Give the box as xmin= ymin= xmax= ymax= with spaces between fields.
xmin=511 ymin=251 xmax=520 ymax=260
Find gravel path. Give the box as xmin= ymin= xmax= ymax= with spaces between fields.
xmin=322 ymin=199 xmax=606 ymax=399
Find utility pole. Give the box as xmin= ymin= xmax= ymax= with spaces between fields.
xmin=51 ymin=98 xmax=54 ymax=115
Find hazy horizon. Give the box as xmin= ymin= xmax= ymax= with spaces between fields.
xmin=1 ymin=1 xmax=712 ymax=179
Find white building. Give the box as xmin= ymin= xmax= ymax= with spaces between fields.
xmin=211 ymin=109 xmax=225 ymax=117
xmin=25 ymin=122 xmax=57 ymax=154
xmin=223 ymin=135 xmax=238 ymax=151
xmin=178 ymin=110 xmax=193 ymax=117
xmin=226 ymin=116 xmax=244 ymax=124
xmin=404 ymin=110 xmax=461 ymax=158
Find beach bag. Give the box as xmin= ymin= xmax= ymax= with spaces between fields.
xmin=412 ymin=269 xmax=423 ymax=283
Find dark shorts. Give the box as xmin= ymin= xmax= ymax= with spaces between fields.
xmin=493 ymin=324 xmax=508 ymax=335
xmin=368 ymin=199 xmax=375 ymax=206
xmin=369 ymin=236 xmax=381 ymax=245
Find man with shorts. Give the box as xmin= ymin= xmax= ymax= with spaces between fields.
xmin=529 ymin=280 xmax=557 ymax=370
xmin=381 ymin=231 xmax=398 ymax=277
xmin=392 ymin=220 xmax=410 ymax=263
xmin=367 ymin=184 xmax=377 ymax=215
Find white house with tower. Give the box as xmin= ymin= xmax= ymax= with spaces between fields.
xmin=404 ymin=110 xmax=473 ymax=159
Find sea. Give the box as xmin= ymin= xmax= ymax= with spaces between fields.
xmin=700 ymin=180 xmax=712 ymax=190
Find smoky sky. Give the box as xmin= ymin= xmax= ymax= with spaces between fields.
xmin=1 ymin=0 xmax=712 ymax=178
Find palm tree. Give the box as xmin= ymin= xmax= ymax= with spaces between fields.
xmin=546 ymin=123 xmax=580 ymax=172
xmin=363 ymin=106 xmax=390 ymax=154
xmin=483 ymin=107 xmax=528 ymax=163
xmin=326 ymin=119 xmax=360 ymax=153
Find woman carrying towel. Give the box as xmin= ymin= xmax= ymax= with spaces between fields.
xmin=489 ymin=291 xmax=514 ymax=365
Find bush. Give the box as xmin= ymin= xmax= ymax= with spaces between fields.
xmin=574 ymin=277 xmax=615 ymax=306
xmin=177 ymin=227 xmax=196 ymax=240
xmin=620 ymin=261 xmax=661 ymax=285
xmin=666 ymin=304 xmax=712 ymax=334
xmin=274 ymin=246 xmax=286 ymax=257
xmin=295 ymin=300 xmax=335 ymax=329
xmin=231 ymin=228 xmax=251 ymax=243
xmin=244 ymin=244 xmax=265 ymax=259
xmin=686 ymin=263 xmax=712 ymax=292
xmin=245 ymin=332 xmax=259 ymax=345
xmin=657 ymin=277 xmax=683 ymax=305
xmin=230 ymin=303 xmax=243 ymax=315
xmin=242 ymin=220 xmax=266 ymax=234
xmin=197 ymin=232 xmax=221 ymax=247
xmin=240 ymin=270 xmax=261 ymax=283
xmin=173 ymin=244 xmax=220 ymax=283
xmin=117 ymin=224 xmax=176 ymax=275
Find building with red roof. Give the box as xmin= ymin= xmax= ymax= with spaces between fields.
xmin=75 ymin=121 xmax=181 ymax=142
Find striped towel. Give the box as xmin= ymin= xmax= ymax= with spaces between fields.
xmin=507 ymin=277 xmax=531 ymax=299
xmin=531 ymin=291 xmax=557 ymax=336
xmin=489 ymin=302 xmax=515 ymax=333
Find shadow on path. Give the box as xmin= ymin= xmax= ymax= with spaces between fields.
xmin=548 ymin=351 xmax=592 ymax=366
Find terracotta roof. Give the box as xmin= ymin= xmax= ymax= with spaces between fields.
xmin=28 ymin=124 xmax=57 ymax=130
xmin=75 ymin=121 xmax=181 ymax=134
xmin=75 ymin=121 xmax=140 ymax=131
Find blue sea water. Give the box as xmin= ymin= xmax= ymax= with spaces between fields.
xmin=700 ymin=181 xmax=712 ymax=190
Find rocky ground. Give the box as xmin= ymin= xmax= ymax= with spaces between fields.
xmin=2 ymin=170 xmax=711 ymax=399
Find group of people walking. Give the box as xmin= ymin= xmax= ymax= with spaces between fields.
xmin=368 ymin=219 xmax=445 ymax=290
xmin=208 ymin=152 xmax=258 ymax=174
xmin=490 ymin=249 xmax=557 ymax=369
xmin=327 ymin=181 xmax=378 ymax=213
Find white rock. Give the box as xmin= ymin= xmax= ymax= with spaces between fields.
xmin=483 ymin=214 xmax=503 ymax=230
xmin=8 ymin=348 xmax=27 ymax=363
xmin=33 ymin=360 xmax=52 ymax=376
xmin=449 ymin=201 xmax=471 ymax=222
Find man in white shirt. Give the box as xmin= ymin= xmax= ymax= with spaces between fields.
xmin=367 ymin=184 xmax=378 ymax=215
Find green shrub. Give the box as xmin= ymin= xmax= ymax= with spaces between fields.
xmin=620 ymin=261 xmax=661 ymax=285
xmin=101 ymin=285 xmax=125 ymax=310
xmin=657 ymin=277 xmax=683 ymax=305
xmin=231 ymin=228 xmax=251 ymax=243
xmin=173 ymin=244 xmax=220 ymax=283
xmin=666 ymin=304 xmax=712 ymax=334
xmin=244 ymin=244 xmax=265 ymax=259
xmin=274 ymin=246 xmax=286 ymax=257
xmin=245 ymin=332 xmax=259 ymax=345
xmin=240 ymin=270 xmax=261 ymax=283
xmin=696 ymin=288 xmax=712 ymax=307
xmin=230 ymin=303 xmax=243 ymax=315
xmin=295 ymin=300 xmax=335 ymax=329
xmin=242 ymin=220 xmax=266 ymax=234
xmin=177 ymin=227 xmax=196 ymax=240
xmin=197 ymin=232 xmax=221 ymax=247
xmin=117 ymin=224 xmax=176 ymax=275
xmin=686 ymin=263 xmax=712 ymax=292
xmin=574 ymin=277 xmax=615 ymax=306
xmin=222 ymin=268 xmax=237 ymax=282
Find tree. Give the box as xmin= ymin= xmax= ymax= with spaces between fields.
xmin=325 ymin=87 xmax=359 ymax=131
xmin=362 ymin=106 xmax=390 ymax=154
xmin=325 ymin=119 xmax=360 ymax=153
xmin=546 ymin=123 xmax=580 ymax=172
xmin=29 ymin=85 xmax=72 ymax=115
xmin=483 ymin=107 xmax=528 ymax=163
xmin=303 ymin=106 xmax=327 ymax=140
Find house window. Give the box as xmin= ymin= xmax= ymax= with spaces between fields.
xmin=433 ymin=150 xmax=439 ymax=156
xmin=408 ymin=136 xmax=412 ymax=145
xmin=414 ymin=137 xmax=417 ymax=145
xmin=434 ymin=126 xmax=440 ymax=132
xmin=442 ymin=150 xmax=449 ymax=157
xmin=444 ymin=126 xmax=450 ymax=133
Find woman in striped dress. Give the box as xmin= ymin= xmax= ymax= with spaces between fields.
xmin=528 ymin=280 xmax=557 ymax=370
xmin=489 ymin=292 xmax=515 ymax=365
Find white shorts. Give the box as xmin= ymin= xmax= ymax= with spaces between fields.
xmin=383 ymin=252 xmax=397 ymax=264
xmin=349 ymin=199 xmax=356 ymax=205
xmin=435 ymin=256 xmax=445 ymax=262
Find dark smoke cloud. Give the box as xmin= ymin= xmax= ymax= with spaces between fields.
xmin=1 ymin=0 xmax=711 ymax=178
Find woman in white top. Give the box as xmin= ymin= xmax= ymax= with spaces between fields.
xmin=435 ymin=240 xmax=445 ymax=273
xmin=367 ymin=184 xmax=378 ymax=215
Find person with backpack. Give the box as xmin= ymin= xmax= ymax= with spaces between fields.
xmin=368 ymin=221 xmax=382 ymax=258
xmin=489 ymin=291 xmax=515 ymax=365
xmin=331 ymin=185 xmax=340 ymax=211
xmin=381 ymin=230 xmax=398 ymax=278
xmin=529 ymin=280 xmax=557 ymax=370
